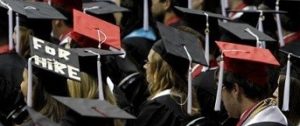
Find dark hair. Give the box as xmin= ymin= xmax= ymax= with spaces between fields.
xmin=278 ymin=75 xmax=300 ymax=126
xmin=223 ymin=71 xmax=270 ymax=101
xmin=243 ymin=0 xmax=262 ymax=6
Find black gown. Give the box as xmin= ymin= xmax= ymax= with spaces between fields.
xmin=127 ymin=95 xmax=188 ymax=126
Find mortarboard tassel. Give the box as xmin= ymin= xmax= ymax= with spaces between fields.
xmin=83 ymin=6 xmax=99 ymax=14
xmin=16 ymin=13 xmax=20 ymax=54
xmin=188 ymin=0 xmax=192 ymax=9
xmin=275 ymin=0 xmax=285 ymax=47
xmin=204 ymin=13 xmax=210 ymax=67
xmin=282 ymin=53 xmax=291 ymax=111
xmin=258 ymin=10 xmax=266 ymax=48
xmin=85 ymin=50 xmax=105 ymax=101
xmin=48 ymin=0 xmax=51 ymax=5
xmin=183 ymin=45 xmax=193 ymax=115
xmin=27 ymin=56 xmax=36 ymax=107
xmin=221 ymin=0 xmax=228 ymax=22
xmin=214 ymin=54 xmax=224 ymax=111
xmin=143 ymin=0 xmax=149 ymax=31
xmin=245 ymin=28 xmax=263 ymax=48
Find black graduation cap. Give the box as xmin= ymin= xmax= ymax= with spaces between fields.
xmin=174 ymin=6 xmax=230 ymax=66
xmin=0 ymin=0 xmax=66 ymax=20
xmin=26 ymin=107 xmax=60 ymax=126
xmin=83 ymin=0 xmax=129 ymax=15
xmin=52 ymin=96 xmax=136 ymax=119
xmin=155 ymin=22 xmax=207 ymax=65
xmin=219 ymin=21 xmax=276 ymax=49
xmin=154 ymin=22 xmax=207 ymax=114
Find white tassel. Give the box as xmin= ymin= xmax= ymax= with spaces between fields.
xmin=97 ymin=55 xmax=105 ymax=100
xmin=204 ymin=13 xmax=210 ymax=67
xmin=282 ymin=54 xmax=291 ymax=111
xmin=245 ymin=28 xmax=263 ymax=48
xmin=183 ymin=45 xmax=193 ymax=115
xmin=214 ymin=54 xmax=224 ymax=111
xmin=188 ymin=0 xmax=192 ymax=9
xmin=8 ymin=7 xmax=13 ymax=51
xmin=85 ymin=50 xmax=105 ymax=100
xmin=275 ymin=0 xmax=285 ymax=47
xmin=16 ymin=13 xmax=20 ymax=54
xmin=143 ymin=0 xmax=149 ymax=31
xmin=258 ymin=11 xmax=266 ymax=48
xmin=48 ymin=0 xmax=51 ymax=5
xmin=27 ymin=56 xmax=36 ymax=107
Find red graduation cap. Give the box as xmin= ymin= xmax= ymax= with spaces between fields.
xmin=214 ymin=41 xmax=280 ymax=111
xmin=73 ymin=9 xmax=121 ymax=49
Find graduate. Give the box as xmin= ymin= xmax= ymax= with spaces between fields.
xmin=214 ymin=41 xmax=288 ymax=126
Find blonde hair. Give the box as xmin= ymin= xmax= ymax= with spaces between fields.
xmin=19 ymin=26 xmax=33 ymax=59
xmin=146 ymin=50 xmax=200 ymax=115
xmin=67 ymin=72 xmax=123 ymax=126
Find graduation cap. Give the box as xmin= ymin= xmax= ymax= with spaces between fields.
xmin=214 ymin=41 xmax=280 ymax=111
xmin=83 ymin=0 xmax=129 ymax=15
xmin=71 ymin=47 xmax=123 ymax=100
xmin=53 ymin=96 xmax=136 ymax=119
xmin=154 ymin=22 xmax=207 ymax=114
xmin=219 ymin=21 xmax=276 ymax=48
xmin=228 ymin=9 xmax=287 ymax=47
xmin=26 ymin=107 xmax=60 ymax=126
xmin=0 ymin=0 xmax=66 ymax=53
xmin=278 ymin=41 xmax=300 ymax=111
xmin=73 ymin=9 xmax=121 ymax=49
xmin=175 ymin=6 xmax=230 ymax=66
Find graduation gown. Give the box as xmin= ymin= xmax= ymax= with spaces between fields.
xmin=127 ymin=89 xmax=188 ymax=126
xmin=237 ymin=98 xmax=288 ymax=126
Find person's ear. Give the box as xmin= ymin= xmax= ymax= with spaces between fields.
xmin=163 ymin=0 xmax=172 ymax=11
xmin=232 ymin=83 xmax=241 ymax=99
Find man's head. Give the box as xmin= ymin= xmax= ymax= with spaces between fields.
xmin=215 ymin=42 xmax=280 ymax=117
xmin=151 ymin=0 xmax=187 ymax=22
xmin=49 ymin=0 xmax=82 ymax=39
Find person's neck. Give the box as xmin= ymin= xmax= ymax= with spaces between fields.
xmin=59 ymin=26 xmax=73 ymax=40
xmin=230 ymin=0 xmax=243 ymax=10
xmin=163 ymin=11 xmax=178 ymax=25
xmin=239 ymin=97 xmax=259 ymax=116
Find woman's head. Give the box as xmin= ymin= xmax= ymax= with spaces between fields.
xmin=144 ymin=49 xmax=188 ymax=97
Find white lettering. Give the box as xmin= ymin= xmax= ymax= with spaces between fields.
xmin=45 ymin=46 xmax=56 ymax=56
xmin=58 ymin=48 xmax=70 ymax=60
xmin=33 ymin=37 xmax=44 ymax=50
xmin=54 ymin=61 xmax=67 ymax=75
xmin=68 ymin=66 xmax=81 ymax=81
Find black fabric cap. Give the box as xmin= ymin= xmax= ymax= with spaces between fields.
xmin=72 ymin=47 xmax=123 ymax=77
xmin=26 ymin=107 xmax=60 ymax=126
xmin=71 ymin=48 xmax=123 ymax=57
xmin=175 ymin=6 xmax=229 ymax=20
xmin=219 ymin=21 xmax=275 ymax=42
xmin=0 ymin=0 xmax=66 ymax=19
xmin=52 ymin=96 xmax=136 ymax=119
xmin=279 ymin=42 xmax=300 ymax=66
xmin=155 ymin=22 xmax=207 ymax=65
xmin=193 ymin=69 xmax=218 ymax=95
xmin=83 ymin=1 xmax=129 ymax=15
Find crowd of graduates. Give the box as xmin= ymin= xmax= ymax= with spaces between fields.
xmin=0 ymin=0 xmax=300 ymax=126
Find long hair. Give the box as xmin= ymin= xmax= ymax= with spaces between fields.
xmin=18 ymin=26 xmax=32 ymax=59
xmin=146 ymin=50 xmax=200 ymax=115
xmin=24 ymin=69 xmax=66 ymax=123
xmin=67 ymin=72 xmax=122 ymax=126
xmin=278 ymin=75 xmax=300 ymax=126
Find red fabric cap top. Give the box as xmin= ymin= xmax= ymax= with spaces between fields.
xmin=73 ymin=9 xmax=121 ymax=49
xmin=216 ymin=41 xmax=280 ymax=85
xmin=49 ymin=0 xmax=82 ymax=12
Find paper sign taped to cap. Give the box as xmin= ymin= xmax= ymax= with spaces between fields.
xmin=30 ymin=36 xmax=81 ymax=81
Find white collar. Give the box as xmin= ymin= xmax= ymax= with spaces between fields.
xmin=151 ymin=89 xmax=172 ymax=100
